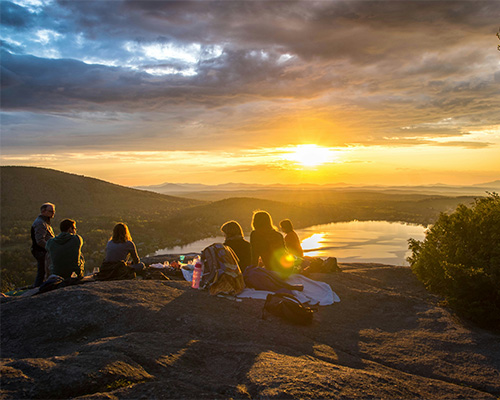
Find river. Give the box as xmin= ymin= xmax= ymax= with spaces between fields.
xmin=151 ymin=220 xmax=428 ymax=266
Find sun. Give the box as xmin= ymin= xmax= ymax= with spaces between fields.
xmin=284 ymin=144 xmax=334 ymax=167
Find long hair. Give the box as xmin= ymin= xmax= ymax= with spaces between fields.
xmin=221 ymin=220 xmax=244 ymax=238
xmin=279 ymin=219 xmax=294 ymax=234
xmin=111 ymin=223 xmax=132 ymax=243
xmin=251 ymin=210 xmax=276 ymax=231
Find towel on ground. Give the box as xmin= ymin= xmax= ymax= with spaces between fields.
xmin=237 ymin=274 xmax=340 ymax=305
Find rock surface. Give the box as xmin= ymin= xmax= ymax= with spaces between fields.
xmin=1 ymin=263 xmax=499 ymax=399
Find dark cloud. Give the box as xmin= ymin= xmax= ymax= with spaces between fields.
xmin=0 ymin=1 xmax=34 ymax=28
xmin=1 ymin=46 xmax=337 ymax=111
xmin=1 ymin=0 xmax=499 ymax=154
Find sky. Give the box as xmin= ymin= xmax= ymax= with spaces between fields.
xmin=1 ymin=0 xmax=500 ymax=187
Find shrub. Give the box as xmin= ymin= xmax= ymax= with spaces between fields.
xmin=408 ymin=193 xmax=500 ymax=329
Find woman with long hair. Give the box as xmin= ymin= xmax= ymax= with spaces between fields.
xmin=221 ymin=220 xmax=251 ymax=272
xmin=250 ymin=210 xmax=291 ymax=277
xmin=103 ymin=223 xmax=145 ymax=271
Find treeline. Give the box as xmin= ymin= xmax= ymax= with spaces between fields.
xmin=0 ymin=198 xmax=306 ymax=291
xmin=2 ymin=193 xmax=477 ymax=292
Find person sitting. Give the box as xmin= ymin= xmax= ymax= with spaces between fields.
xmin=103 ymin=223 xmax=145 ymax=272
xmin=221 ymin=220 xmax=251 ymax=272
xmin=280 ymin=219 xmax=304 ymax=258
xmin=46 ymin=219 xmax=85 ymax=280
xmin=250 ymin=210 xmax=292 ymax=278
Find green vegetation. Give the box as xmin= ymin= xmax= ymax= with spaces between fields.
xmin=408 ymin=193 xmax=500 ymax=329
xmin=0 ymin=166 xmax=481 ymax=294
xmin=0 ymin=166 xmax=201 ymax=291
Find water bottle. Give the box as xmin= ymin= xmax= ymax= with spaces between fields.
xmin=191 ymin=262 xmax=202 ymax=289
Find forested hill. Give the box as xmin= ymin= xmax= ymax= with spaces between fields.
xmin=0 ymin=166 xmax=479 ymax=292
xmin=0 ymin=167 xmax=313 ymax=291
xmin=0 ymin=166 xmax=201 ymax=223
xmin=0 ymin=166 xmax=202 ymax=291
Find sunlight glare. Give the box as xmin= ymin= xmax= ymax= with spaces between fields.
xmin=301 ymin=233 xmax=326 ymax=251
xmin=284 ymin=145 xmax=335 ymax=167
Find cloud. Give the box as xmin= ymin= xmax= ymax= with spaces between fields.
xmin=0 ymin=1 xmax=34 ymax=28
xmin=1 ymin=0 xmax=500 ymax=158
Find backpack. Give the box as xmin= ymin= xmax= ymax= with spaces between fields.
xmin=301 ymin=256 xmax=341 ymax=275
xmin=201 ymin=243 xmax=245 ymax=295
xmin=262 ymin=292 xmax=316 ymax=325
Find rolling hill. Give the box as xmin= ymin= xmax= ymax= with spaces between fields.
xmin=0 ymin=166 xmax=202 ymax=223
xmin=0 ymin=166 xmax=202 ymax=290
xmin=0 ymin=166 xmax=480 ymax=292
xmin=0 ymin=167 xmax=318 ymax=290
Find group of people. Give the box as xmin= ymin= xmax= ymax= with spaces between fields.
xmin=31 ymin=203 xmax=304 ymax=287
xmin=30 ymin=202 xmax=144 ymax=286
xmin=222 ymin=210 xmax=303 ymax=277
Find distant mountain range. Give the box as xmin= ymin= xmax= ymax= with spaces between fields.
xmin=135 ymin=180 xmax=500 ymax=197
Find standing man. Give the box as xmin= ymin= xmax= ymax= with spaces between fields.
xmin=31 ymin=202 xmax=56 ymax=287
xmin=46 ymin=219 xmax=85 ymax=280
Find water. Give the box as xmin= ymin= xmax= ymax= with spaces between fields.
xmin=296 ymin=220 xmax=427 ymax=265
xmin=151 ymin=220 xmax=428 ymax=266
xmin=152 ymin=236 xmax=227 ymax=256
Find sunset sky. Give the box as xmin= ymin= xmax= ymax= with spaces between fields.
xmin=1 ymin=0 xmax=499 ymax=186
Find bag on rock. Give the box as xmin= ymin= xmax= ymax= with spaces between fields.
xmin=262 ymin=292 xmax=316 ymax=325
xmin=301 ymin=256 xmax=341 ymax=275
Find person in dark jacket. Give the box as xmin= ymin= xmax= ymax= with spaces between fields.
xmin=250 ymin=211 xmax=293 ymax=277
xmin=31 ymin=202 xmax=56 ymax=287
xmin=280 ymin=219 xmax=304 ymax=258
xmin=46 ymin=219 xmax=85 ymax=280
xmin=221 ymin=220 xmax=251 ymax=272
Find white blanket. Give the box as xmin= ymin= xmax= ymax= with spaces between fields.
xmin=237 ymin=274 xmax=340 ymax=306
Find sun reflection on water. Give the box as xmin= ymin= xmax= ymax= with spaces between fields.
xmin=300 ymin=233 xmax=326 ymax=256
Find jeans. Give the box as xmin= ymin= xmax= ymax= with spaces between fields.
xmin=31 ymin=249 xmax=46 ymax=287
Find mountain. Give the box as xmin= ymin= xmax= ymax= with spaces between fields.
xmin=1 ymin=264 xmax=498 ymax=399
xmin=0 ymin=166 xmax=479 ymax=292
xmin=135 ymin=182 xmax=211 ymax=193
xmin=472 ymin=180 xmax=500 ymax=188
xmin=1 ymin=167 xmax=330 ymax=291
xmin=0 ymin=166 xmax=202 ymax=223
xmin=0 ymin=166 xmax=203 ymax=291
xmin=135 ymin=180 xmax=499 ymax=198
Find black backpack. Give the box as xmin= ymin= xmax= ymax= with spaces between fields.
xmin=262 ymin=292 xmax=316 ymax=325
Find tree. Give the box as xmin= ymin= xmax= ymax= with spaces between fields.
xmin=408 ymin=193 xmax=500 ymax=328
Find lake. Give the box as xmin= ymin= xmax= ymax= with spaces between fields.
xmin=151 ymin=220 xmax=428 ymax=266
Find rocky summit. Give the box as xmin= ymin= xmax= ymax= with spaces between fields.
xmin=1 ymin=264 xmax=499 ymax=399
